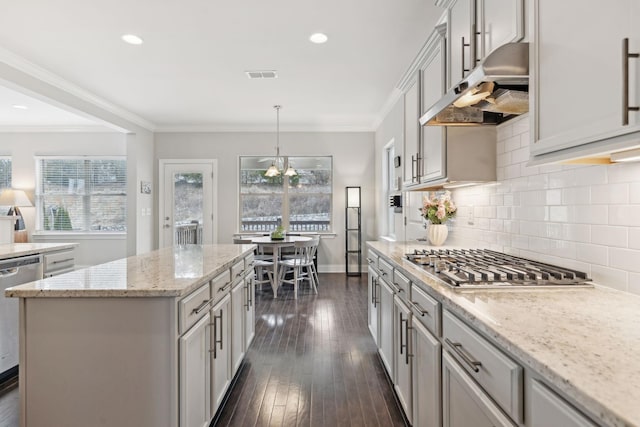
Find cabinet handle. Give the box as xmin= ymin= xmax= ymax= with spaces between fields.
xmin=373 ymin=277 xmax=378 ymax=308
xmin=244 ymin=282 xmax=250 ymax=310
xmin=445 ymin=338 xmax=482 ymax=373
xmin=410 ymin=301 xmax=429 ymax=317
xmin=209 ymin=310 xmax=224 ymax=358
xmin=192 ymin=298 xmax=213 ymax=315
xmin=218 ymin=282 xmax=231 ymax=293
xmin=399 ymin=313 xmax=406 ymax=356
xmin=472 ymin=22 xmax=480 ymax=64
xmin=405 ymin=319 xmax=412 ymax=365
xmin=393 ymin=282 xmax=405 ymax=293
xmin=461 ymin=36 xmax=471 ymax=76
xmin=52 ymin=258 xmax=74 ymax=265
xmin=623 ymin=38 xmax=639 ymax=125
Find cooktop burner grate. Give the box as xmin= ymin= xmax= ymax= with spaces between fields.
xmin=405 ymin=249 xmax=593 ymax=289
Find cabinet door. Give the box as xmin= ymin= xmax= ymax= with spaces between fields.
xmin=530 ymin=380 xmax=597 ymax=427
xmin=244 ymin=275 xmax=255 ymax=350
xmin=403 ymin=73 xmax=421 ymax=187
xmin=378 ymin=277 xmax=395 ymax=380
xmin=477 ymin=0 xmax=524 ymax=58
xmin=231 ymin=281 xmax=245 ymax=376
xmin=449 ymin=0 xmax=474 ymax=86
xmin=412 ymin=319 xmax=441 ymax=427
xmin=533 ymin=1 xmax=639 ymax=156
xmin=420 ymin=25 xmax=447 ymax=183
xmin=367 ymin=266 xmax=379 ymax=345
xmin=179 ymin=313 xmax=211 ymax=427
xmin=210 ymin=295 xmax=231 ymax=415
xmin=442 ymin=352 xmax=516 ymax=427
xmin=394 ymin=297 xmax=412 ymax=424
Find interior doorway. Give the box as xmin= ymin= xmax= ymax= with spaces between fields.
xmin=159 ymin=160 xmax=217 ymax=248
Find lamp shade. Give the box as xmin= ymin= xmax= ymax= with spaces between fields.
xmin=0 ymin=189 xmax=32 ymax=207
xmin=346 ymin=186 xmax=361 ymax=208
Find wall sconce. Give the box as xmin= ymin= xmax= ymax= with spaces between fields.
xmin=0 ymin=189 xmax=32 ymax=230
xmin=346 ymin=186 xmax=361 ymax=208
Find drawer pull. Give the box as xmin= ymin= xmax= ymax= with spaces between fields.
xmin=192 ymin=298 xmax=213 ymax=315
xmin=218 ymin=282 xmax=231 ymax=293
xmin=445 ymin=338 xmax=482 ymax=373
xmin=236 ymin=271 xmax=244 ymax=277
xmin=52 ymin=258 xmax=74 ymax=264
xmin=393 ymin=282 xmax=405 ymax=292
xmin=410 ymin=301 xmax=429 ymax=317
xmin=623 ymin=37 xmax=640 ymax=125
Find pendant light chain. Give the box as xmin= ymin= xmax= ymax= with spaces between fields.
xmin=264 ymin=104 xmax=296 ymax=177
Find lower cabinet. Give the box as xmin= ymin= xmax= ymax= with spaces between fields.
xmin=211 ymin=293 xmax=231 ymax=414
xmin=378 ymin=276 xmax=395 ymax=380
xmin=179 ymin=313 xmax=211 ymax=427
xmin=367 ymin=266 xmax=379 ymax=345
xmin=442 ymin=352 xmax=516 ymax=427
xmin=530 ymin=380 xmax=597 ymax=427
xmin=394 ymin=296 xmax=412 ymax=423
xmin=244 ymin=274 xmax=255 ymax=350
xmin=231 ymin=279 xmax=245 ymax=374
xmin=411 ymin=316 xmax=441 ymax=427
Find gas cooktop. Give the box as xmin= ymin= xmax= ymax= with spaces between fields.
xmin=405 ymin=249 xmax=593 ymax=289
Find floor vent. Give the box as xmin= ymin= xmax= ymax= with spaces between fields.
xmin=245 ymin=70 xmax=278 ymax=79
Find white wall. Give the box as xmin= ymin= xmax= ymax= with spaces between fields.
xmin=126 ymin=131 xmax=155 ymax=256
xmin=447 ymin=114 xmax=640 ymax=294
xmin=0 ymin=132 xmax=128 ymax=266
xmin=154 ymin=131 xmax=375 ymax=272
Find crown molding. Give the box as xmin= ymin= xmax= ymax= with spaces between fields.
xmin=0 ymin=46 xmax=156 ymax=132
xmin=154 ymin=123 xmax=375 ymax=133
xmin=371 ymin=87 xmax=403 ymax=131
xmin=0 ymin=125 xmax=119 ymax=133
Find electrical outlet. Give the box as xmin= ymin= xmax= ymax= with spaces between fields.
xmin=467 ymin=207 xmax=474 ymax=225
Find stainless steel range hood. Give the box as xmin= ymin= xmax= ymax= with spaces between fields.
xmin=419 ymin=42 xmax=529 ymax=126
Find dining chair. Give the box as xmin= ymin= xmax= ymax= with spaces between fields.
xmin=233 ymin=238 xmax=274 ymax=291
xmin=277 ymin=238 xmax=319 ymax=299
xmin=281 ymin=235 xmax=320 ymax=287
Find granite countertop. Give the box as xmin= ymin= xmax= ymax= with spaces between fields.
xmin=368 ymin=240 xmax=640 ymax=427
xmin=5 ymin=244 xmax=255 ymax=298
xmin=0 ymin=242 xmax=78 ymax=260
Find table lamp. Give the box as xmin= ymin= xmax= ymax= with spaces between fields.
xmin=0 ymin=189 xmax=32 ymax=230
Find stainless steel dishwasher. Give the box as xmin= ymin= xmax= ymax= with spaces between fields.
xmin=0 ymin=254 xmax=43 ymax=382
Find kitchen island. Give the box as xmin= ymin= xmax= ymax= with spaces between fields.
xmin=5 ymin=244 xmax=257 ymax=427
xmin=368 ymin=240 xmax=640 ymax=427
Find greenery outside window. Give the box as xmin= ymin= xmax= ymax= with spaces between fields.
xmin=239 ymin=156 xmax=332 ymax=232
xmin=36 ymin=157 xmax=127 ymax=232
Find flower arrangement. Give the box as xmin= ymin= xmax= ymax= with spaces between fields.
xmin=420 ymin=191 xmax=457 ymax=224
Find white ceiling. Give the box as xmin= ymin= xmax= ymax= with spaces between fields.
xmin=0 ymin=0 xmax=442 ymax=131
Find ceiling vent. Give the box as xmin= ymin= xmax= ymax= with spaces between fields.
xmin=245 ymin=70 xmax=278 ymax=79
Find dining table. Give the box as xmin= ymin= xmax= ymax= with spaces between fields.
xmin=249 ymin=235 xmax=312 ymax=298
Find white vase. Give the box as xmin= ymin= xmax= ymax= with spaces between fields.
xmin=428 ymin=224 xmax=448 ymax=246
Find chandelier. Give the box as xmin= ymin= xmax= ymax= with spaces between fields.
xmin=265 ymin=105 xmax=297 ymax=177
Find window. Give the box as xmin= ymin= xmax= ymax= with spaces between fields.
xmin=0 ymin=158 xmax=11 ymax=191
xmin=36 ymin=157 xmax=127 ymax=232
xmin=239 ymin=156 xmax=332 ymax=232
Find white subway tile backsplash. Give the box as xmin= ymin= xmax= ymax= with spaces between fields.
xmin=629 ymin=228 xmax=640 ymax=249
xmin=610 ymin=248 xmax=640 ymax=273
xmin=609 ymin=205 xmax=640 ymax=226
xmin=575 ymin=243 xmax=608 ymax=265
xmin=448 ymin=118 xmax=640 ymax=293
xmin=592 ymin=226 xmax=628 ymax=248
xmin=591 ymin=183 xmax=628 ymax=205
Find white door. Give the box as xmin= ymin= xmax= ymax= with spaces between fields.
xmin=160 ymin=161 xmax=216 ymax=248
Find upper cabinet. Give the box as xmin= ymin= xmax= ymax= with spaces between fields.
xmin=530 ymin=0 xmax=640 ymax=162
xmin=446 ymin=0 xmax=524 ymax=89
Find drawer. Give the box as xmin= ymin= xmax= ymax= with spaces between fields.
xmin=392 ymin=270 xmax=411 ymax=299
xmin=443 ymin=310 xmax=523 ymax=423
xmin=378 ymin=257 xmax=393 ymax=282
xmin=409 ymin=284 xmax=440 ymax=336
xmin=244 ymin=253 xmax=255 ymax=270
xmin=43 ymin=249 xmax=75 ymax=273
xmin=366 ymin=252 xmax=379 ymax=270
xmin=231 ymin=259 xmax=245 ymax=283
xmin=44 ymin=266 xmax=75 ymax=278
xmin=179 ymin=283 xmax=211 ymax=334
xmin=211 ymin=269 xmax=232 ymax=299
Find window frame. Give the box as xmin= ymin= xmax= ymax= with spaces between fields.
xmin=0 ymin=156 xmax=11 ymax=193
xmin=35 ymin=156 xmax=127 ymax=234
xmin=238 ymin=155 xmax=333 ymax=233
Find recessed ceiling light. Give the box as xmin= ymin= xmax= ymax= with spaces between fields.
xmin=121 ymin=34 xmax=144 ymax=45
xmin=12 ymin=104 xmax=28 ymax=110
xmin=309 ymin=33 xmax=328 ymax=44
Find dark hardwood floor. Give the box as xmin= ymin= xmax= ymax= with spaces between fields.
xmin=0 ymin=273 xmax=405 ymax=427
xmin=216 ymin=273 xmax=405 ymax=427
